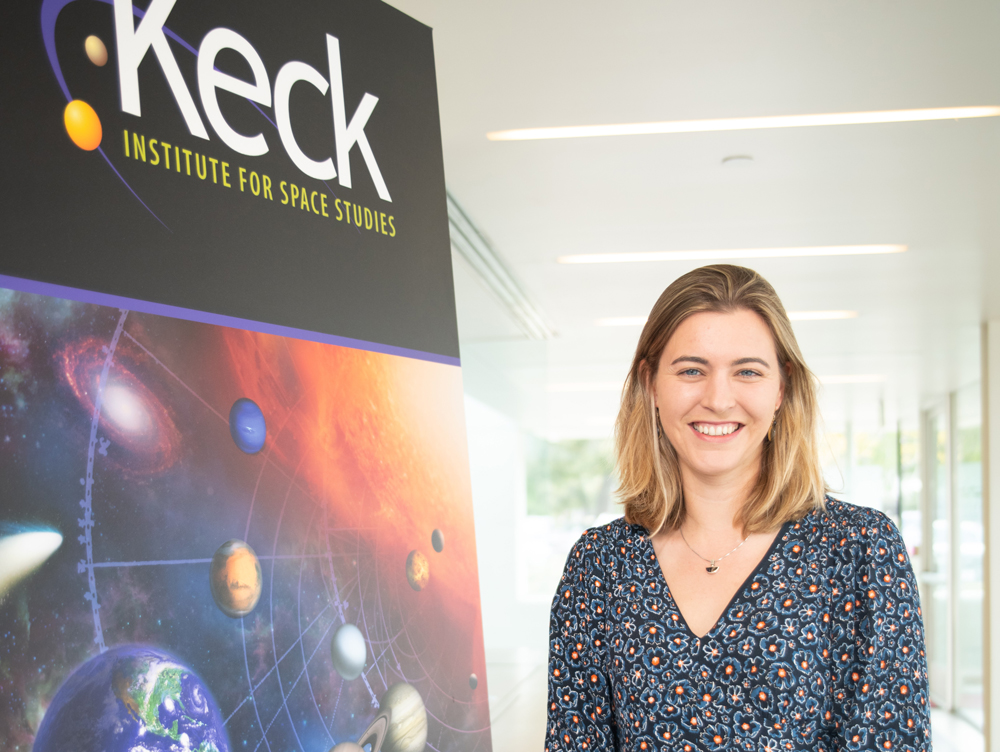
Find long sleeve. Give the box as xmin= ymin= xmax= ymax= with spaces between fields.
xmin=829 ymin=508 xmax=931 ymax=751
xmin=545 ymin=530 xmax=618 ymax=752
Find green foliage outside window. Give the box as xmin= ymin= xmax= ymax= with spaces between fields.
xmin=526 ymin=436 xmax=616 ymax=518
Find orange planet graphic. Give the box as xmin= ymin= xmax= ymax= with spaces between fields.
xmin=63 ymin=100 xmax=102 ymax=151
xmin=405 ymin=550 xmax=429 ymax=591
xmin=84 ymin=35 xmax=107 ymax=66
xmin=210 ymin=539 xmax=263 ymax=617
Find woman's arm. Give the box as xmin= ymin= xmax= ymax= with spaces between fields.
xmin=829 ymin=508 xmax=931 ymax=751
xmin=545 ymin=531 xmax=618 ymax=751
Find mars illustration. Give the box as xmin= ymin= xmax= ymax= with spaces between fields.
xmin=0 ymin=288 xmax=491 ymax=751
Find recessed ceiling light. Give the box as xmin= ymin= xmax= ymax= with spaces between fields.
xmin=487 ymin=106 xmax=1000 ymax=141
xmin=558 ymin=245 xmax=906 ymax=264
xmin=787 ymin=310 xmax=858 ymax=321
xmin=819 ymin=374 xmax=886 ymax=384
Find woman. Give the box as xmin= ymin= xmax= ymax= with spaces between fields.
xmin=545 ymin=265 xmax=930 ymax=751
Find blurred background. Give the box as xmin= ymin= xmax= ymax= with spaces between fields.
xmin=384 ymin=1 xmax=1000 ymax=748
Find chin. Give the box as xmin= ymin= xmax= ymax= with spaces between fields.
xmin=680 ymin=449 xmax=758 ymax=480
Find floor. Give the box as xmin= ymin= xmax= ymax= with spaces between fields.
xmin=484 ymin=651 xmax=984 ymax=752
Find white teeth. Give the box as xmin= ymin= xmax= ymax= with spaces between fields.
xmin=693 ymin=423 xmax=739 ymax=436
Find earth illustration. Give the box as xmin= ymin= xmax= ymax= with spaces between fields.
xmin=33 ymin=645 xmax=229 ymax=752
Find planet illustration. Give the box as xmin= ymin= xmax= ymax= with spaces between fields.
xmin=33 ymin=645 xmax=229 ymax=752
xmin=63 ymin=99 xmax=102 ymax=151
xmin=331 ymin=622 xmax=367 ymax=681
xmin=405 ymin=550 xmax=429 ymax=591
xmin=0 ymin=526 xmax=62 ymax=599
xmin=229 ymin=398 xmax=266 ymax=454
xmin=210 ymin=539 xmax=262 ymax=618
xmin=379 ymin=683 xmax=427 ymax=752
xmin=329 ymin=709 xmax=390 ymax=752
xmin=85 ymin=35 xmax=107 ymax=66
xmin=469 ymin=673 xmax=478 ymax=690
xmin=431 ymin=529 xmax=444 ymax=553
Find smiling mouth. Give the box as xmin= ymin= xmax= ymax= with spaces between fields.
xmin=691 ymin=422 xmax=742 ymax=436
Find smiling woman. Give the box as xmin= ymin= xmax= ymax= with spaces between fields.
xmin=545 ymin=265 xmax=931 ymax=751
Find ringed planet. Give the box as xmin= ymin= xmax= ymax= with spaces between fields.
xmin=328 ymin=710 xmax=390 ymax=752
xmin=379 ymin=683 xmax=427 ymax=752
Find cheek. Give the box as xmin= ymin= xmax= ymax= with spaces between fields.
xmin=656 ymin=384 xmax=699 ymax=416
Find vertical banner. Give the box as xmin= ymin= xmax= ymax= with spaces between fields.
xmin=0 ymin=2 xmax=491 ymax=751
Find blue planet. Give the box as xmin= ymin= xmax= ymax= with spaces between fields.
xmin=229 ymin=398 xmax=266 ymax=454
xmin=33 ymin=644 xmax=229 ymax=752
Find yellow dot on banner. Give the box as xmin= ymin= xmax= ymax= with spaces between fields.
xmin=85 ymin=35 xmax=108 ymax=66
xmin=64 ymin=100 xmax=102 ymax=151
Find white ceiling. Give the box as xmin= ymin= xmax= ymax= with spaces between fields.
xmin=386 ymin=0 xmax=1000 ymax=439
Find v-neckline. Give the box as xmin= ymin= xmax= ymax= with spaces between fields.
xmin=641 ymin=520 xmax=792 ymax=641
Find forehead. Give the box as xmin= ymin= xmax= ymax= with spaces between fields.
xmin=663 ymin=309 xmax=777 ymax=359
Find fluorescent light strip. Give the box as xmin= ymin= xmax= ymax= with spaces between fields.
xmin=596 ymin=310 xmax=858 ymax=326
xmin=819 ymin=374 xmax=886 ymax=384
xmin=559 ymin=245 xmax=905 ymax=264
xmin=488 ymin=106 xmax=1000 ymax=141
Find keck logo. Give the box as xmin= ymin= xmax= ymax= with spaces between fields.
xmin=43 ymin=0 xmax=395 ymax=233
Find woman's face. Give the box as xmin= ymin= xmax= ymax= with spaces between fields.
xmin=651 ymin=308 xmax=785 ymax=487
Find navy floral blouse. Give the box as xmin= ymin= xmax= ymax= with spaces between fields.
xmin=546 ymin=499 xmax=931 ymax=751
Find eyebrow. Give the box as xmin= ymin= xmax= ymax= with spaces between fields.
xmin=671 ymin=356 xmax=772 ymax=368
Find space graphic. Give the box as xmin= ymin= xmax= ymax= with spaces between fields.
xmin=0 ymin=287 xmax=491 ymax=752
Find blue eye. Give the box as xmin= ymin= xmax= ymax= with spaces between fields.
xmin=737 ymin=369 xmax=761 ymax=378
xmin=680 ymin=368 xmax=702 ymax=376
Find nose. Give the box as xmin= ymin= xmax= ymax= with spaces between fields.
xmin=701 ymin=371 xmax=736 ymax=414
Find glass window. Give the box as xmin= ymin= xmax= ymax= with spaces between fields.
xmin=954 ymin=383 xmax=983 ymax=729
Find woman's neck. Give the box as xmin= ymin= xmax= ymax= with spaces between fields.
xmin=679 ymin=465 xmax=758 ymax=541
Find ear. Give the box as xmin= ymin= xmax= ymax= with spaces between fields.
xmin=776 ymin=361 xmax=790 ymax=410
xmin=639 ymin=359 xmax=657 ymax=406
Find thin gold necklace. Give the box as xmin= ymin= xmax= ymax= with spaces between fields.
xmin=678 ymin=526 xmax=749 ymax=574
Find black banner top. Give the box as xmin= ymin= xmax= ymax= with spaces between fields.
xmin=0 ymin=0 xmax=459 ymax=361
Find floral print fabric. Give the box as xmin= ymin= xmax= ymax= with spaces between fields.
xmin=545 ymin=499 xmax=931 ymax=751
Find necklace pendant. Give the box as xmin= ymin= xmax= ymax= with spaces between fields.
xmin=706 ymin=562 xmax=719 ymax=574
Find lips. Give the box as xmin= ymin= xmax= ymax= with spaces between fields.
xmin=691 ymin=422 xmax=742 ymax=436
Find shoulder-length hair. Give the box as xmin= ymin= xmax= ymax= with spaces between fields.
xmin=615 ymin=264 xmax=826 ymax=535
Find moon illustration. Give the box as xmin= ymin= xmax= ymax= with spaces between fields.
xmin=431 ymin=529 xmax=444 ymax=553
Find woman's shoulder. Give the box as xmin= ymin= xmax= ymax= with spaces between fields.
xmin=562 ymin=516 xmax=649 ymax=571
xmin=797 ymin=496 xmax=909 ymax=566
xmin=799 ymin=495 xmax=900 ymax=537
xmin=574 ymin=515 xmax=649 ymax=552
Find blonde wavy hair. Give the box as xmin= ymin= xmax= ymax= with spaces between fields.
xmin=615 ymin=264 xmax=826 ymax=535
